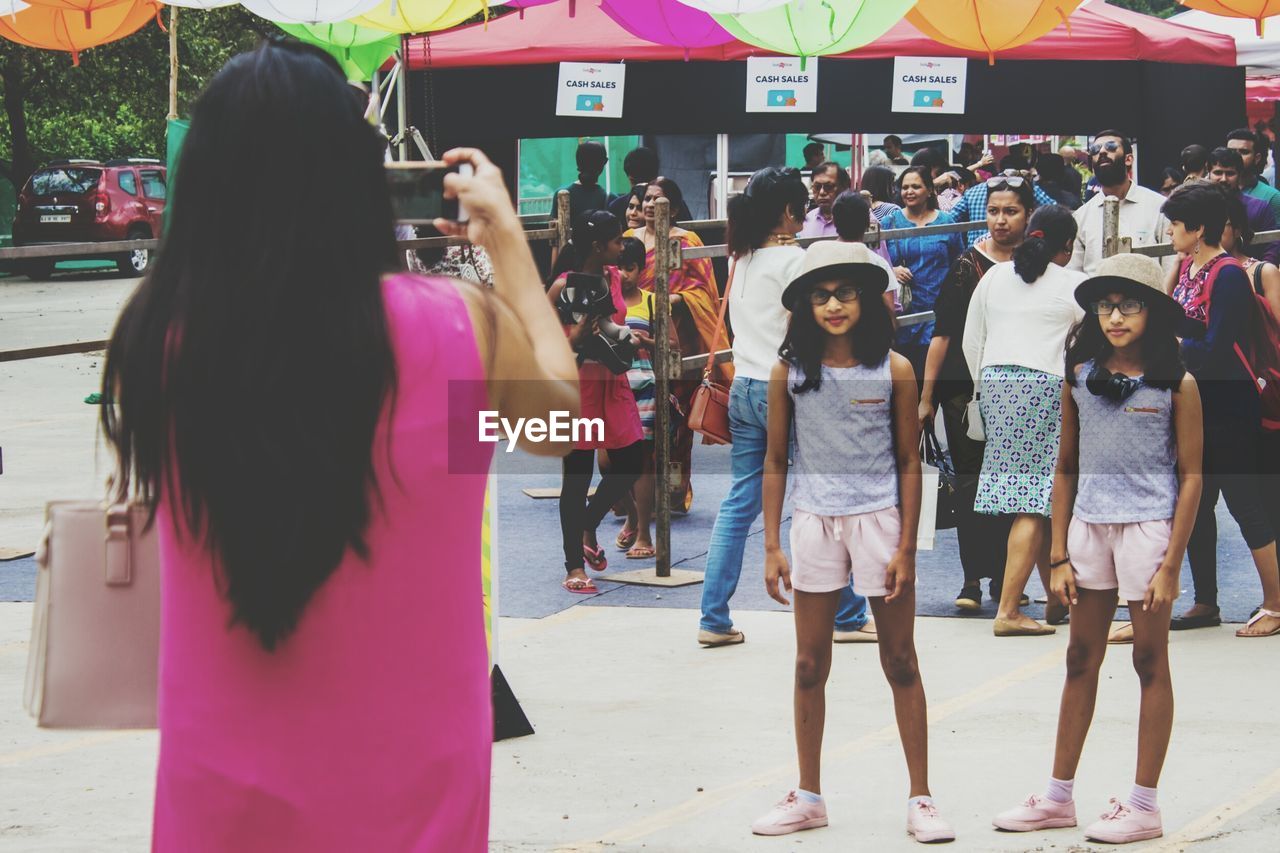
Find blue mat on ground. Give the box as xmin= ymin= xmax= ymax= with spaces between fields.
xmin=0 ymin=442 xmax=1266 ymax=625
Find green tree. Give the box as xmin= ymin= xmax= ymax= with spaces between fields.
xmin=1108 ymin=0 xmax=1182 ymax=18
xmin=0 ymin=7 xmax=273 ymax=189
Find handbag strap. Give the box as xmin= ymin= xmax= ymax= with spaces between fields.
xmin=701 ymin=256 xmax=736 ymax=380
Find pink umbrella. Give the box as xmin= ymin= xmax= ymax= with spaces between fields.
xmin=599 ymin=0 xmax=735 ymax=58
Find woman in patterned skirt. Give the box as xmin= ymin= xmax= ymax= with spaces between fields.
xmin=963 ymin=205 xmax=1085 ymax=636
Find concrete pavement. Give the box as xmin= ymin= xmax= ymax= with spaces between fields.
xmin=3 ymin=602 xmax=1279 ymax=851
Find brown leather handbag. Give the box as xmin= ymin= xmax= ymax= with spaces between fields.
xmin=686 ymin=258 xmax=735 ymax=445
xmin=24 ymin=501 xmax=160 ymax=729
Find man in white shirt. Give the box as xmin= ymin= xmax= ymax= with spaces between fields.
xmin=1068 ymin=129 xmax=1171 ymax=276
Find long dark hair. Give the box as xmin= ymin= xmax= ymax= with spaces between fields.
xmin=101 ymin=42 xmax=400 ymax=650
xmin=779 ymin=282 xmax=895 ymax=393
xmin=549 ymin=209 xmax=621 ymax=280
xmin=860 ymin=166 xmax=898 ymax=205
xmin=1013 ymin=204 xmax=1076 ymax=282
xmin=1065 ymin=304 xmax=1186 ymax=391
xmin=726 ymin=167 xmax=808 ymax=258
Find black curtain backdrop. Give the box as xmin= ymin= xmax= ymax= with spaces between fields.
xmin=412 ymin=59 xmax=1244 ymax=200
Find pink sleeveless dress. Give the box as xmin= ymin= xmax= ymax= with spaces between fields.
xmin=152 ymin=275 xmax=494 ymax=852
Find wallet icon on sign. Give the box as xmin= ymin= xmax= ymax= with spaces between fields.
xmin=913 ymin=89 xmax=944 ymax=108
xmin=767 ymin=89 xmax=798 ymax=107
xmin=576 ymin=94 xmax=605 ymax=112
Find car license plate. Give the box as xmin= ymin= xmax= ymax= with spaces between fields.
xmin=40 ymin=214 xmax=71 ymax=223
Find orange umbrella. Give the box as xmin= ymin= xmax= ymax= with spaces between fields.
xmin=907 ymin=0 xmax=1085 ymax=65
xmin=1180 ymin=0 xmax=1280 ymax=37
xmin=0 ymin=0 xmax=161 ymax=64
xmin=20 ymin=0 xmax=134 ymax=30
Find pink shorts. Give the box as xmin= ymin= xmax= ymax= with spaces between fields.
xmin=1067 ymin=517 xmax=1172 ymax=601
xmin=789 ymin=507 xmax=900 ymax=596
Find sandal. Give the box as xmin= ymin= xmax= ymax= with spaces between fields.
xmin=562 ymin=576 xmax=599 ymax=595
xmin=615 ymin=526 xmax=638 ymax=551
xmin=1170 ymin=607 xmax=1221 ymax=631
xmin=1236 ymin=607 xmax=1280 ymax=638
xmin=583 ymin=544 xmax=608 ymax=572
xmin=1107 ymin=623 xmax=1134 ymax=645
xmin=627 ymin=544 xmax=656 ymax=559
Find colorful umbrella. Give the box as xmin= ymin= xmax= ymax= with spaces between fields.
xmin=675 ymin=1 xmax=791 ymax=13
xmin=906 ymin=0 xmax=1083 ymax=65
xmin=714 ymin=0 xmax=919 ymax=64
xmin=353 ymin=0 xmax=504 ymax=34
xmin=240 ymin=0 xmax=383 ymax=25
xmin=0 ymin=0 xmax=159 ymax=64
xmin=1179 ymin=0 xmax=1280 ymax=37
xmin=599 ymin=0 xmax=734 ymax=55
xmin=277 ymin=20 xmax=398 ymax=80
xmin=18 ymin=0 xmax=133 ymax=29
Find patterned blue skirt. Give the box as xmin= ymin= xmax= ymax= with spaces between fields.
xmin=974 ymin=365 xmax=1063 ymax=517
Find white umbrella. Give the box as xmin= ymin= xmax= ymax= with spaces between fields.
xmin=240 ymin=0 xmax=384 ymax=25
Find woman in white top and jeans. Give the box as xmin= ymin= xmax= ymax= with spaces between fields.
xmin=698 ymin=167 xmax=875 ymax=646
xmin=964 ymin=205 xmax=1085 ymax=636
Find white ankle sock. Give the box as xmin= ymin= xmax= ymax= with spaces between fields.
xmin=1129 ymin=784 xmax=1158 ymax=812
xmin=796 ymin=789 xmax=823 ymax=804
xmin=908 ymin=795 xmax=934 ymax=808
xmin=1045 ymin=776 xmax=1075 ymax=803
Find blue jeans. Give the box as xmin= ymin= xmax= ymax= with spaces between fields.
xmin=699 ymin=377 xmax=868 ymax=634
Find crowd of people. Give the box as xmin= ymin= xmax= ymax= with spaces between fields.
xmin=95 ymin=41 xmax=1280 ymax=849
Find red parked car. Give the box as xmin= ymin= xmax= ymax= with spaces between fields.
xmin=12 ymin=158 xmax=166 ymax=279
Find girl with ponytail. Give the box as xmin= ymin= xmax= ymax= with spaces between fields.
xmin=962 ymin=204 xmax=1086 ymax=636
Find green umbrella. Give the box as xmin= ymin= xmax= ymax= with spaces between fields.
xmin=715 ymin=0 xmax=917 ymax=66
xmin=277 ymin=22 xmax=399 ymax=81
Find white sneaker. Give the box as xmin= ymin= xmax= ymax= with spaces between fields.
xmin=907 ymin=798 xmax=956 ymax=843
xmin=750 ymin=790 xmax=829 ymax=836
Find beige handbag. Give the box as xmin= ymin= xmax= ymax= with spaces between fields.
xmin=23 ymin=501 xmax=160 ymax=729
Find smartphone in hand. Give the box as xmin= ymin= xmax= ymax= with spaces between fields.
xmin=385 ymin=161 xmax=472 ymax=225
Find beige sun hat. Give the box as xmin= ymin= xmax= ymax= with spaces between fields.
xmin=1074 ymin=253 xmax=1182 ymax=318
xmin=782 ymin=241 xmax=889 ymax=310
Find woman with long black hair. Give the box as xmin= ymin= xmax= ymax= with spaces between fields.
xmin=964 ymin=205 xmax=1085 ymax=636
xmin=103 ymin=42 xmax=579 ymax=849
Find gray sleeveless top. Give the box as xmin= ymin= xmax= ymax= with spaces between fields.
xmin=1071 ymin=361 xmax=1178 ymax=523
xmin=787 ymin=357 xmax=899 ymax=516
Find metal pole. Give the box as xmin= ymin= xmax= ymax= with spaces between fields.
xmin=1102 ymin=196 xmax=1120 ymax=260
xmin=167 ymin=6 xmax=179 ymax=121
xmin=714 ymin=133 xmax=729 ymax=220
xmin=396 ymin=47 xmax=409 ymax=161
xmin=652 ymin=197 xmax=674 ymax=579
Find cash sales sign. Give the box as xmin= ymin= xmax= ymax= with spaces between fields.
xmin=746 ymin=56 xmax=818 ymax=113
xmin=556 ymin=62 xmax=627 ymax=118
xmin=891 ymin=56 xmax=967 ymax=115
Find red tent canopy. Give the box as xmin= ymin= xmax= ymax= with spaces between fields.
xmin=405 ymin=0 xmax=1236 ymax=70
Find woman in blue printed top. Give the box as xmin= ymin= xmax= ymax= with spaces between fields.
xmin=883 ymin=166 xmax=965 ymax=381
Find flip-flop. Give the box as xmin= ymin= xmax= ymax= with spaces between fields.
xmin=1107 ymin=623 xmax=1134 ymax=644
xmin=1237 ymin=607 xmax=1280 ymax=637
xmin=1170 ymin=608 xmax=1221 ymax=631
xmin=615 ymin=526 xmax=638 ymax=551
xmin=627 ymin=544 xmax=656 ymax=559
xmin=583 ymin=544 xmax=608 ymax=572
xmin=562 ymin=576 xmax=598 ymax=594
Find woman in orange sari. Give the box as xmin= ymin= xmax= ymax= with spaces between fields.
xmin=625 ymin=177 xmax=732 ymax=512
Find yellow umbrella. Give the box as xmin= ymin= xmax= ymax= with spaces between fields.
xmin=353 ymin=0 xmax=496 ymax=34
xmin=906 ymin=0 xmax=1084 ymax=65
xmin=0 ymin=0 xmax=160 ymax=64
xmin=1179 ymin=0 xmax=1280 ymax=37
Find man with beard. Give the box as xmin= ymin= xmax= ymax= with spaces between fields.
xmin=1206 ymin=146 xmax=1280 ymax=265
xmin=1067 ymin=130 xmax=1171 ymax=275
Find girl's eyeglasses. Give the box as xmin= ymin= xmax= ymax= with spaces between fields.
xmin=1091 ymin=299 xmax=1145 ymax=316
xmin=809 ymin=284 xmax=860 ymax=305
xmin=986 ymin=175 xmax=1026 ymax=188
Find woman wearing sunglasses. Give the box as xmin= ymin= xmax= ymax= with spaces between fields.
xmin=963 ymin=205 xmax=1085 ymax=636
